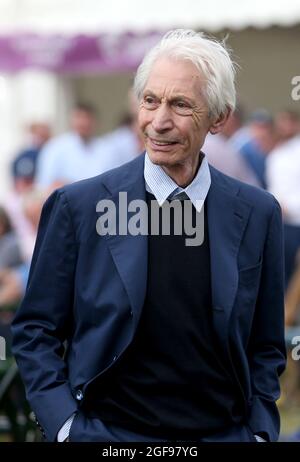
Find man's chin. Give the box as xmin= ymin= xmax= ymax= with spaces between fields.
xmin=147 ymin=150 xmax=176 ymax=167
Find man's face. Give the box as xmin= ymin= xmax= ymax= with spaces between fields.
xmin=138 ymin=57 xmax=212 ymax=169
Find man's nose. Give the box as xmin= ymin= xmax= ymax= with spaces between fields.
xmin=151 ymin=103 xmax=174 ymax=132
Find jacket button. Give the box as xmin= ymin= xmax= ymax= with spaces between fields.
xmin=75 ymin=389 xmax=84 ymax=401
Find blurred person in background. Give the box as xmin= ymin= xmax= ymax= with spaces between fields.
xmin=22 ymin=189 xmax=45 ymax=233
xmin=237 ymin=110 xmax=276 ymax=189
xmin=99 ymin=89 xmax=144 ymax=164
xmin=0 ymin=206 xmax=23 ymax=270
xmin=11 ymin=122 xmax=51 ymax=191
xmin=6 ymin=98 xmax=143 ymax=262
xmin=275 ymin=110 xmax=300 ymax=145
xmin=222 ymin=104 xmax=252 ymax=150
xmin=202 ymin=131 xmax=260 ymax=187
xmin=203 ymin=105 xmax=261 ymax=187
xmin=0 ymin=190 xmax=45 ymax=309
xmin=266 ymin=113 xmax=300 ymax=287
xmin=101 ymin=112 xmax=140 ymax=162
xmin=5 ymin=123 xmax=50 ymax=263
xmin=12 ymin=29 xmax=285 ymax=443
xmin=0 ymin=206 xmax=23 ymax=350
xmin=36 ymin=103 xmax=100 ymax=189
xmin=5 ymin=176 xmax=39 ymax=264
xmin=36 ymin=102 xmax=142 ymax=191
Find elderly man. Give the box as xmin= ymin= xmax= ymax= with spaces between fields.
xmin=12 ymin=30 xmax=285 ymax=443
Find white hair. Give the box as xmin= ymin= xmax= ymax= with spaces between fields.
xmin=134 ymin=29 xmax=237 ymax=119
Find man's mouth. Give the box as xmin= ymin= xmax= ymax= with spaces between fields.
xmin=149 ymin=138 xmax=178 ymax=146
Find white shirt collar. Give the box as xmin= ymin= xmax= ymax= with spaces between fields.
xmin=144 ymin=151 xmax=211 ymax=212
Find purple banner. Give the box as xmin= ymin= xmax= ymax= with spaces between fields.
xmin=0 ymin=31 xmax=164 ymax=74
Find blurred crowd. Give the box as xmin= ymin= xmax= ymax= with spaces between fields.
xmin=0 ymin=94 xmax=300 ymax=438
xmin=0 ymin=93 xmax=143 ymax=315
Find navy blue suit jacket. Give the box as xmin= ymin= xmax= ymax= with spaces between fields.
xmin=11 ymin=153 xmax=286 ymax=441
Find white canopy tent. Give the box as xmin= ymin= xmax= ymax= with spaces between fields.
xmin=0 ymin=0 xmax=300 ymax=34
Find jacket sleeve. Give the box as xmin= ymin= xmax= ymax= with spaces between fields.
xmin=11 ymin=189 xmax=79 ymax=441
xmin=247 ymin=198 xmax=286 ymax=441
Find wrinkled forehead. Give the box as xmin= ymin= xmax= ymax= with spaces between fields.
xmin=144 ymin=57 xmax=205 ymax=99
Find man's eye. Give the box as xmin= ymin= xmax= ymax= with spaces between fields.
xmin=144 ymin=96 xmax=156 ymax=105
xmin=175 ymin=101 xmax=188 ymax=108
xmin=172 ymin=101 xmax=193 ymax=115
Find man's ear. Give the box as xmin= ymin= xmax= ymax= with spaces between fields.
xmin=209 ymin=108 xmax=232 ymax=134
